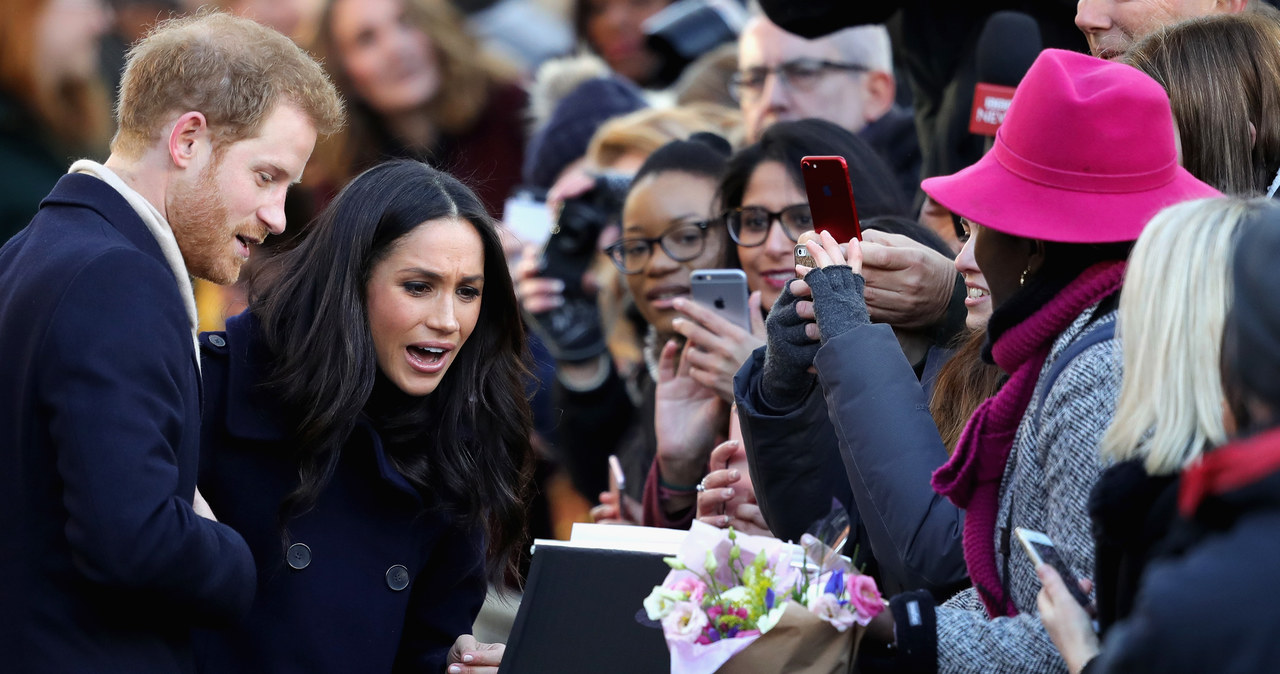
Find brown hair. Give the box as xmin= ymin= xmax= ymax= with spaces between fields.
xmin=113 ymin=10 xmax=345 ymax=158
xmin=0 ymin=0 xmax=110 ymax=154
xmin=929 ymin=330 xmax=1005 ymax=453
xmin=1125 ymin=12 xmax=1280 ymax=196
xmin=311 ymin=0 xmax=518 ymax=185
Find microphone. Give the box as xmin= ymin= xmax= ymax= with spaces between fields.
xmin=969 ymin=11 xmax=1043 ymax=137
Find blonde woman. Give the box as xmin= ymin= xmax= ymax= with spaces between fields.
xmin=1038 ymin=196 xmax=1262 ymax=674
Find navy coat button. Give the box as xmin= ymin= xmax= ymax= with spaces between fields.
xmin=386 ymin=564 xmax=410 ymax=591
xmin=287 ymin=543 xmax=311 ymax=570
xmin=208 ymin=334 xmax=226 ymax=348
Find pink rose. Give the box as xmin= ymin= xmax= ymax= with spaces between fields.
xmin=662 ymin=601 xmax=709 ymax=643
xmin=809 ymin=593 xmax=855 ymax=632
xmin=848 ymin=575 xmax=885 ymax=625
xmin=670 ymin=577 xmax=708 ymax=605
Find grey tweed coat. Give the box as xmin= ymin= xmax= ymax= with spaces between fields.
xmin=934 ymin=304 xmax=1120 ymax=674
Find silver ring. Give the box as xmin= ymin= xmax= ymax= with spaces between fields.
xmin=695 ymin=482 xmax=706 ymax=493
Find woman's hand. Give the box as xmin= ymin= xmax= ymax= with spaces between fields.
xmin=791 ymin=230 xmax=869 ymax=345
xmin=670 ymin=291 xmax=766 ymax=403
xmin=1036 ymin=564 xmax=1100 ymax=674
xmin=695 ymin=440 xmax=771 ymax=536
xmin=513 ymin=244 xmax=562 ymax=315
xmin=654 ymin=339 xmax=728 ymax=512
xmin=590 ymin=490 xmax=641 ymax=525
xmin=447 ymin=634 xmax=504 ymax=674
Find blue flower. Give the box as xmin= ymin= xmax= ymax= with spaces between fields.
xmin=824 ymin=569 xmax=844 ymax=597
xmin=765 ymin=587 xmax=775 ymax=611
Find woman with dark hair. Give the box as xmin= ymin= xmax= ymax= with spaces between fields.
xmin=670 ymin=119 xmax=908 ymax=406
xmin=193 ymin=160 xmax=532 ymax=674
xmin=547 ymin=134 xmax=739 ymax=529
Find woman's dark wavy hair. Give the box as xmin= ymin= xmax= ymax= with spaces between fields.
xmin=248 ymin=159 xmax=534 ymax=583
xmin=714 ymin=118 xmax=909 ymax=221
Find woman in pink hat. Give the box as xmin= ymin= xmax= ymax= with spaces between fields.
xmin=791 ymin=48 xmax=1218 ymax=671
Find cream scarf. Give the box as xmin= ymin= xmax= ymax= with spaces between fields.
xmin=69 ymin=160 xmax=200 ymax=370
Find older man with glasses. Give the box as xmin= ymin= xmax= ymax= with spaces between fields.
xmin=735 ymin=14 xmax=921 ymax=207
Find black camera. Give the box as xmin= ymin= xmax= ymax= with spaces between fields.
xmin=540 ymin=172 xmax=631 ymax=299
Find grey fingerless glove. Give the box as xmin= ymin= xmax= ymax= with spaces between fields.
xmin=760 ymin=284 xmax=819 ymax=408
xmin=804 ymin=265 xmax=870 ymax=346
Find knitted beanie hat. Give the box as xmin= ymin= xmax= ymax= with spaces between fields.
xmin=522 ymin=76 xmax=648 ymax=190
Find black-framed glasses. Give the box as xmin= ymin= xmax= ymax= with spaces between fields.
xmin=730 ymin=58 xmax=870 ymax=102
xmin=724 ymin=204 xmax=813 ymax=247
xmin=604 ymin=219 xmax=713 ymax=274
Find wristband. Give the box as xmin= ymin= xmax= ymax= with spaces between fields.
xmin=658 ymin=475 xmax=700 ymax=493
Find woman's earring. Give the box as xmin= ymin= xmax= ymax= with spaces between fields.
xmin=1019 ymin=268 xmax=1029 ymax=286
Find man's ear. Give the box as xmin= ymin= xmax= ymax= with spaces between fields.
xmin=862 ymin=70 xmax=897 ymax=123
xmin=168 ymin=111 xmax=210 ymax=170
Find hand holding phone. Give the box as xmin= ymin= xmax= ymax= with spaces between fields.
xmin=801 ymin=155 xmax=862 ymax=242
xmin=1015 ymin=527 xmax=1092 ymax=607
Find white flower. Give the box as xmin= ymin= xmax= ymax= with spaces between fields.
xmin=644 ymin=586 xmax=687 ymax=621
xmin=756 ymin=605 xmax=787 ymax=634
xmin=662 ymin=601 xmax=709 ymax=642
xmin=719 ymin=586 xmax=748 ymax=604
xmin=809 ymin=594 xmax=855 ymax=633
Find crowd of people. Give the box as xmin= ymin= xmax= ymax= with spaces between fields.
xmin=5 ymin=0 xmax=1280 ymax=673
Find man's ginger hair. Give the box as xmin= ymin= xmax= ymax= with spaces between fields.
xmin=112 ymin=10 xmax=344 ymax=157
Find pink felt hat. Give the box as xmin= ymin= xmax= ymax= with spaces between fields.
xmin=922 ymin=49 xmax=1220 ymax=243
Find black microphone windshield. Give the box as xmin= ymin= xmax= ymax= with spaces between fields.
xmin=976 ymin=11 xmax=1043 ymax=88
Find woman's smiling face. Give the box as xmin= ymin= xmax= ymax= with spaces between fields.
xmin=738 ymin=161 xmax=808 ymax=310
xmin=619 ymin=171 xmax=725 ymax=337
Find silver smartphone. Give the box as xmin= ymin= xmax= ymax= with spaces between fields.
xmin=1015 ymin=527 xmax=1092 ymax=607
xmin=794 ymin=242 xmax=817 ymax=269
xmin=690 ymin=269 xmax=751 ymax=332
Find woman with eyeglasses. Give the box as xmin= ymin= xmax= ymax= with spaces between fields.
xmin=570 ymin=133 xmax=744 ymax=530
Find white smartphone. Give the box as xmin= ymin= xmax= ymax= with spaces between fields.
xmin=690 ymin=269 xmax=751 ymax=332
xmin=1014 ymin=527 xmax=1092 ymax=607
xmin=607 ymin=454 xmax=625 ymax=506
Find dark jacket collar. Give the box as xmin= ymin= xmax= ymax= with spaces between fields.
xmin=42 ymin=172 xmax=168 ymax=270
xmin=219 ymin=311 xmax=422 ymax=503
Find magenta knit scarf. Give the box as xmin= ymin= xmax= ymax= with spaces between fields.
xmin=931 ymin=260 xmax=1126 ymax=618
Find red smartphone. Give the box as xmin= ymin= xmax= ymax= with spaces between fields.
xmin=801 ymin=155 xmax=862 ymax=242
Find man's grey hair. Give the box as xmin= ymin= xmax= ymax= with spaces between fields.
xmin=828 ymin=24 xmax=894 ymax=74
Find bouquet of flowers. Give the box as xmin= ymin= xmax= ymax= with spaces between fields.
xmin=641 ymin=516 xmax=884 ymax=674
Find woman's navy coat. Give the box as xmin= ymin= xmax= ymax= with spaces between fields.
xmin=193 ymin=313 xmax=488 ymax=673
